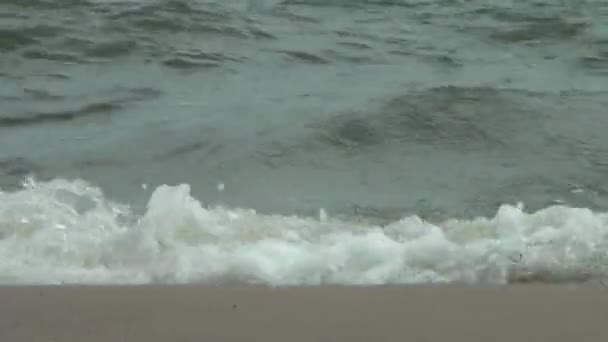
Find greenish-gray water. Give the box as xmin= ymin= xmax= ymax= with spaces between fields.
xmin=1 ymin=0 xmax=607 ymax=285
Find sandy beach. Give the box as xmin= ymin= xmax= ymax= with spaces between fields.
xmin=2 ymin=285 xmax=608 ymax=342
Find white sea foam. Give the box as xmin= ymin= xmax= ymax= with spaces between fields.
xmin=1 ymin=177 xmax=607 ymax=285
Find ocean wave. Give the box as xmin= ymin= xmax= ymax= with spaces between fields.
xmin=1 ymin=0 xmax=600 ymax=74
xmin=1 ymin=177 xmax=607 ymax=285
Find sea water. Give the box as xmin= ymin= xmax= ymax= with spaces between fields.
xmin=0 ymin=0 xmax=607 ymax=285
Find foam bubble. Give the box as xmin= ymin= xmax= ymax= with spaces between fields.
xmin=1 ymin=177 xmax=607 ymax=285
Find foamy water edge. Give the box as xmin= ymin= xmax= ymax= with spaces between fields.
xmin=1 ymin=177 xmax=607 ymax=285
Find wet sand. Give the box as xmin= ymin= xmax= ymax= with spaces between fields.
xmin=2 ymin=285 xmax=608 ymax=342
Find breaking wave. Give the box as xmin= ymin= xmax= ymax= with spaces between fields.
xmin=1 ymin=177 xmax=607 ymax=285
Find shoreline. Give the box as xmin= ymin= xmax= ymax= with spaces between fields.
xmin=3 ymin=284 xmax=608 ymax=342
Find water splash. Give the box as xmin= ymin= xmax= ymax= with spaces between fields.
xmin=1 ymin=177 xmax=607 ymax=285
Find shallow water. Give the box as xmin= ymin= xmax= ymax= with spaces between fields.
xmin=1 ymin=0 xmax=607 ymax=285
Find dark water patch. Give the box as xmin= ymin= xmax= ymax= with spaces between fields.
xmin=0 ymin=29 xmax=39 ymax=51
xmin=149 ymin=136 xmax=225 ymax=163
xmin=337 ymin=41 xmax=373 ymax=50
xmin=488 ymin=17 xmax=587 ymax=43
xmin=509 ymin=271 xmax=606 ymax=285
xmin=0 ymin=0 xmax=92 ymax=10
xmin=334 ymin=30 xmax=378 ymax=41
xmin=384 ymin=36 xmax=410 ymax=46
xmin=482 ymin=4 xmax=587 ymax=24
xmin=23 ymin=88 xmax=64 ymax=101
xmin=280 ymin=0 xmax=428 ymax=10
xmin=99 ymin=86 xmax=164 ymax=105
xmin=256 ymin=144 xmax=291 ymax=169
xmin=0 ymin=102 xmax=122 ymax=128
xmin=98 ymin=1 xmax=255 ymax=40
xmin=61 ymin=36 xmax=94 ymax=50
xmin=279 ymin=0 xmax=365 ymax=9
xmin=120 ymin=87 xmax=163 ymax=100
xmin=586 ymin=150 xmax=608 ymax=173
xmin=541 ymin=91 xmax=608 ymax=170
xmin=554 ymin=133 xmax=608 ymax=175
xmin=45 ymin=73 xmax=70 ymax=80
xmin=153 ymin=141 xmax=208 ymax=161
xmin=0 ymin=11 xmax=27 ymax=19
xmin=88 ymin=87 xmax=164 ymax=106
xmin=319 ymin=117 xmax=384 ymax=150
xmin=164 ymin=141 xmax=207 ymax=159
xmin=0 ymin=157 xmax=40 ymax=177
xmin=108 ymin=4 xmax=209 ymax=33
xmin=471 ymin=7 xmax=530 ymax=23
xmin=0 ymin=158 xmax=43 ymax=192
xmin=0 ymin=95 xmax=21 ymax=101
xmin=112 ymin=4 xmax=248 ymax=38
xmin=378 ymin=87 xmax=519 ymax=149
xmin=315 ymin=86 xmax=550 ymax=153
xmin=322 ymin=49 xmax=376 ymax=64
xmin=162 ymin=58 xmax=221 ymax=70
xmin=83 ymin=39 xmax=138 ymax=59
xmin=175 ymin=50 xmax=244 ymax=63
xmin=417 ymin=53 xmax=461 ymax=68
xmin=247 ymin=26 xmax=277 ymax=40
xmin=106 ymin=0 xmax=231 ymax=22
xmin=22 ymin=24 xmax=65 ymax=38
xmin=0 ymin=24 xmax=67 ymax=52
xmin=580 ymin=54 xmax=608 ymax=73
xmin=21 ymin=49 xmax=81 ymax=63
xmin=130 ymin=16 xmax=189 ymax=33
xmin=197 ymin=24 xmax=249 ymax=39
xmin=75 ymin=159 xmax=128 ymax=168
xmin=280 ymin=50 xmax=329 ymax=64
xmin=270 ymin=8 xmax=322 ymax=23
xmin=156 ymin=0 xmax=198 ymax=14
xmin=0 ymin=157 xmax=43 ymax=191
